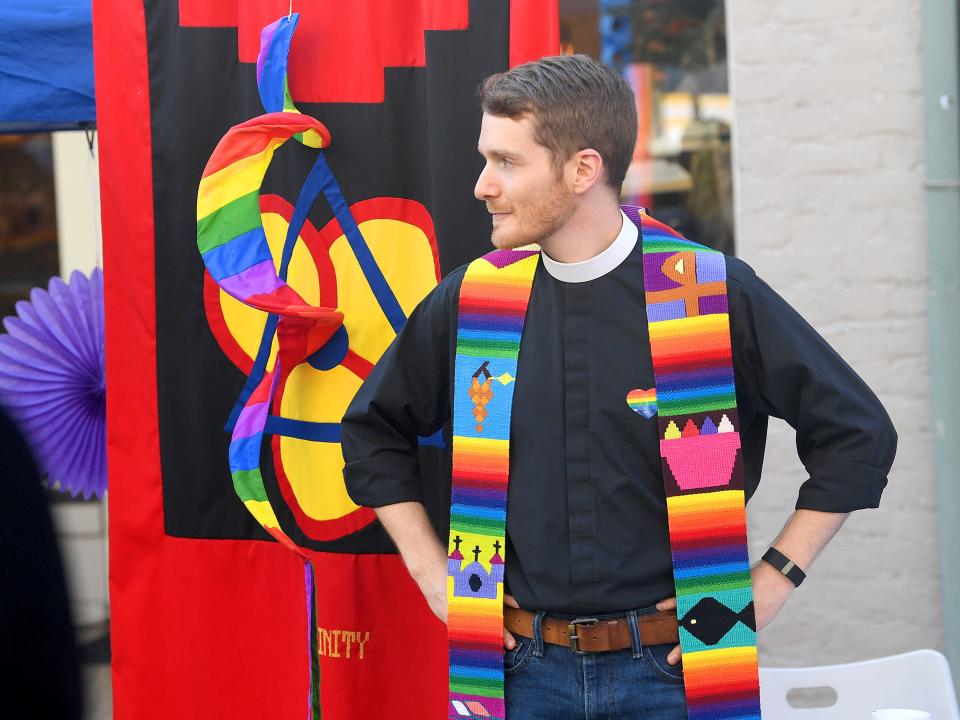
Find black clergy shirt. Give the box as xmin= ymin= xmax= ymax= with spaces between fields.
xmin=341 ymin=211 xmax=897 ymax=615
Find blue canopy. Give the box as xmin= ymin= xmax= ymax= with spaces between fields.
xmin=0 ymin=0 xmax=95 ymax=133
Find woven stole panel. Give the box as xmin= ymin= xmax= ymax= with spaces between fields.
xmin=448 ymin=249 xmax=540 ymax=719
xmin=634 ymin=205 xmax=762 ymax=719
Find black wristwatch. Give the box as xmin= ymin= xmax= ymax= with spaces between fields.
xmin=761 ymin=547 xmax=806 ymax=587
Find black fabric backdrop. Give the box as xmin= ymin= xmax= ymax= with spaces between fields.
xmin=148 ymin=0 xmax=510 ymax=549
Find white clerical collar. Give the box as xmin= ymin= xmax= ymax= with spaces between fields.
xmin=541 ymin=209 xmax=638 ymax=283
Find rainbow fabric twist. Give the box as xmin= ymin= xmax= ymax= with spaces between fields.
xmin=199 ymin=111 xmax=343 ymax=552
xmin=200 ymin=15 xmax=344 ymax=547
xmin=198 ymin=14 xmax=421 ymax=718
xmin=448 ymin=207 xmax=761 ymax=719
xmin=198 ymin=105 xmax=340 ymax=720
xmin=257 ymin=13 xmax=326 ymax=147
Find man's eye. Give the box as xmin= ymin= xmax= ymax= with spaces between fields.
xmin=499 ymin=159 xmax=514 ymax=168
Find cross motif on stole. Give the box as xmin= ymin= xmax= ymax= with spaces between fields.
xmin=646 ymin=251 xmax=726 ymax=318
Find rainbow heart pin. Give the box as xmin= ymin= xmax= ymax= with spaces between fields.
xmin=626 ymin=388 xmax=657 ymax=419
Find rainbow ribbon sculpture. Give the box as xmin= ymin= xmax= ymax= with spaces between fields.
xmin=197 ymin=14 xmax=439 ymax=718
xmin=447 ymin=207 xmax=760 ymax=719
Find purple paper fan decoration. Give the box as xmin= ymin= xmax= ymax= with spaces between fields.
xmin=0 ymin=268 xmax=106 ymax=498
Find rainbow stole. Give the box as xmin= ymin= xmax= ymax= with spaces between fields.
xmin=447 ymin=207 xmax=761 ymax=720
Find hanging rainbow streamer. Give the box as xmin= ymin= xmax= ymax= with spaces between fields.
xmin=197 ymin=113 xmax=334 ymax=315
xmin=448 ymin=208 xmax=761 ymax=719
xmin=256 ymin=14 xmax=326 ymax=148
xmin=198 ymin=111 xmax=343 ymax=556
xmin=197 ymin=14 xmax=386 ymax=718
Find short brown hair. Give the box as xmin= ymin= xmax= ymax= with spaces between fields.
xmin=479 ymin=54 xmax=638 ymax=195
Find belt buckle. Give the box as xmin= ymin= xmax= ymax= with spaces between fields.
xmin=567 ymin=617 xmax=599 ymax=655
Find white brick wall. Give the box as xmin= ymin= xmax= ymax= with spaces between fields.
xmin=727 ymin=1 xmax=941 ymax=666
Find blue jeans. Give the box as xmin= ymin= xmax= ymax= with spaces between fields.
xmin=503 ymin=605 xmax=687 ymax=720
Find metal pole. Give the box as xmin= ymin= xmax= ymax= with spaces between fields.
xmin=922 ymin=0 xmax=960 ymax=697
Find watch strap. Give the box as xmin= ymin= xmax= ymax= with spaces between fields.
xmin=762 ymin=546 xmax=806 ymax=587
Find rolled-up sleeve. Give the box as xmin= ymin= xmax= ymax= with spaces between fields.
xmin=340 ymin=266 xmax=464 ymax=508
xmin=727 ymin=258 xmax=897 ymax=512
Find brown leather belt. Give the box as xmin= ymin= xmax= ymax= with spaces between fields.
xmin=504 ymin=606 xmax=679 ymax=654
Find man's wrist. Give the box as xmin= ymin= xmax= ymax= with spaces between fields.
xmin=760 ymin=546 xmax=806 ymax=588
xmin=406 ymin=542 xmax=447 ymax=587
xmin=753 ymin=560 xmax=796 ymax=596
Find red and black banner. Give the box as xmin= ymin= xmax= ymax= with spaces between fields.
xmin=93 ymin=1 xmax=557 ymax=718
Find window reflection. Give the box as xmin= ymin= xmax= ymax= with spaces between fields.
xmin=0 ymin=134 xmax=60 ymax=318
xmin=560 ymin=0 xmax=734 ymax=253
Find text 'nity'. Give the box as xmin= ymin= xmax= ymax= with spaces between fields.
xmin=318 ymin=628 xmax=371 ymax=660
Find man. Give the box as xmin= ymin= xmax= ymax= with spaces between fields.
xmin=342 ymin=54 xmax=896 ymax=718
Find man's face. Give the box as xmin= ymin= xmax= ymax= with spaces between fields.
xmin=474 ymin=112 xmax=575 ymax=250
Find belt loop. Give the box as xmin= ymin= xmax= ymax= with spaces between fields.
xmin=532 ymin=610 xmax=546 ymax=658
xmin=626 ymin=610 xmax=642 ymax=659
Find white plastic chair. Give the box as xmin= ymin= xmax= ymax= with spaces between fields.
xmin=760 ymin=649 xmax=960 ymax=719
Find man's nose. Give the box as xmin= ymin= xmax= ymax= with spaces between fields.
xmin=474 ymin=164 xmax=498 ymax=201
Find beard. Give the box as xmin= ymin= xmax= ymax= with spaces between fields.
xmin=489 ymin=178 xmax=575 ymax=250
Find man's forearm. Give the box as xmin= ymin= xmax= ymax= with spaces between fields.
xmin=375 ymin=501 xmax=448 ymax=622
xmin=765 ymin=508 xmax=851 ymax=571
xmin=374 ymin=501 xmax=446 ymax=585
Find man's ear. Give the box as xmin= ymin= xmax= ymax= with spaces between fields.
xmin=570 ymin=148 xmax=604 ymax=195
